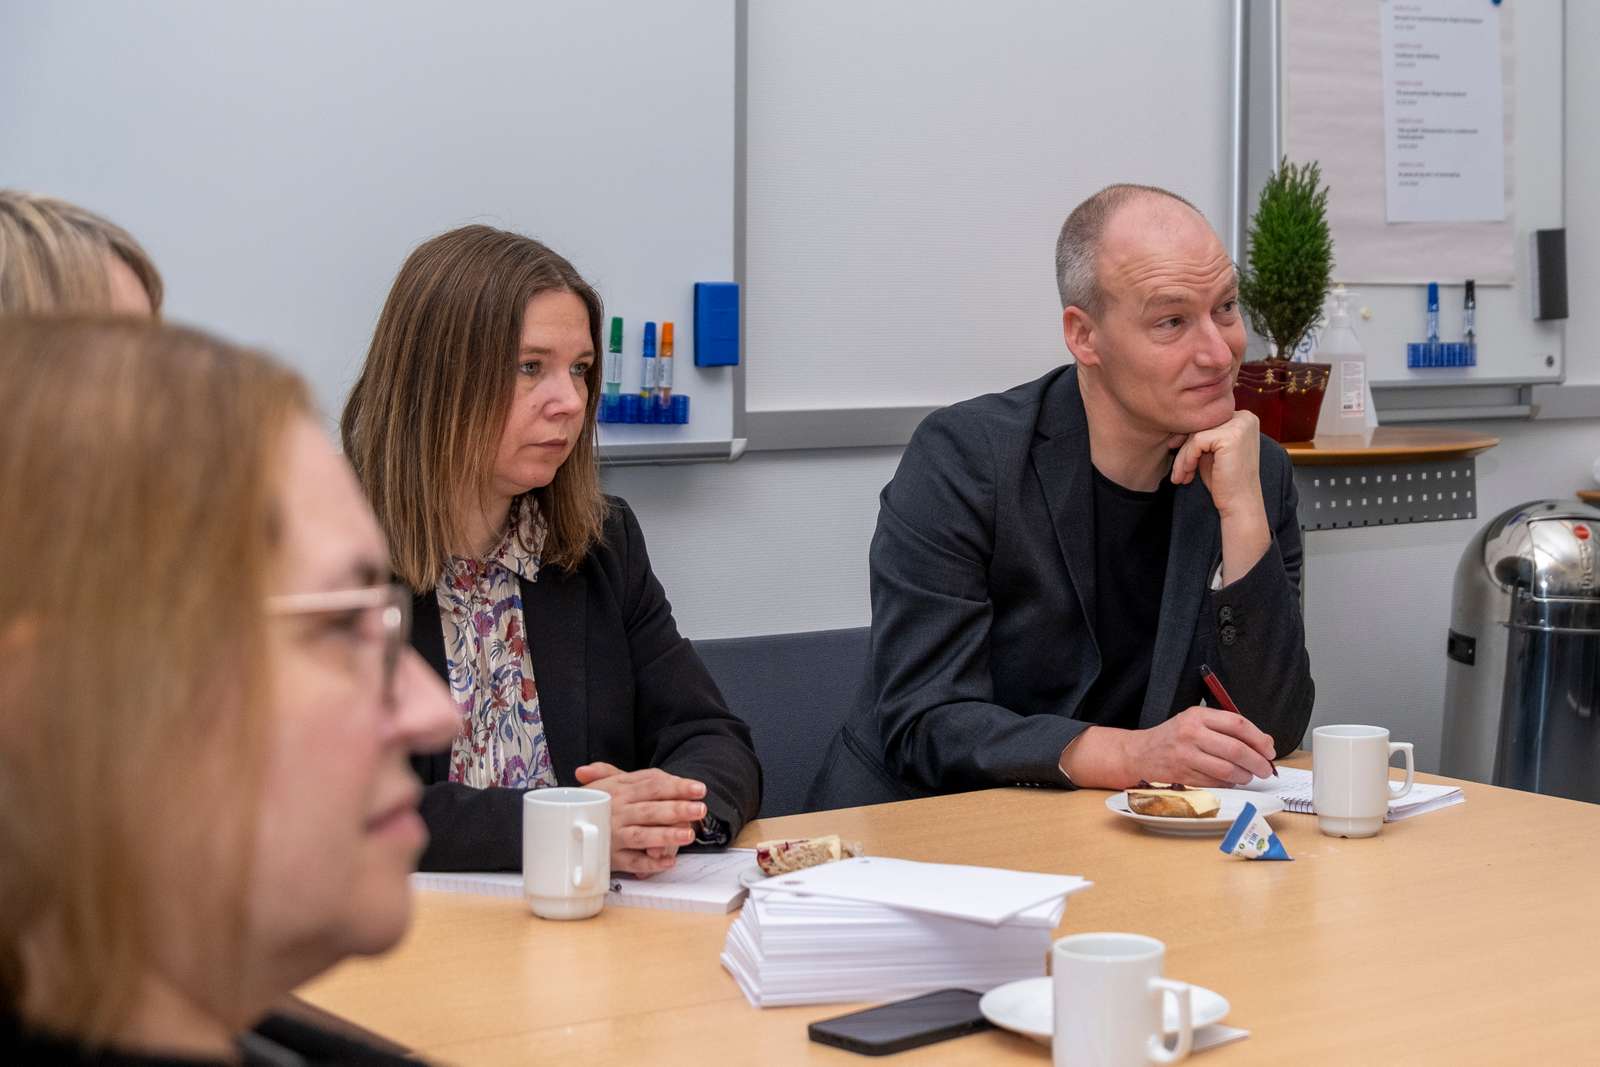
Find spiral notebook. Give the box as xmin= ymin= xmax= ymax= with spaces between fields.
xmin=1244 ymin=767 xmax=1464 ymax=821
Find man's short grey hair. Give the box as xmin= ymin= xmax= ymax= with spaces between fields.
xmin=1054 ymin=183 xmax=1202 ymax=314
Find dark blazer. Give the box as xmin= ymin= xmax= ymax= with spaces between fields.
xmin=410 ymin=496 xmax=762 ymax=871
xmin=0 ymin=1009 xmax=415 ymax=1066
xmin=811 ymin=365 xmax=1315 ymax=807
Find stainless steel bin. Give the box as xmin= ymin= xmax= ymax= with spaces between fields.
xmin=1440 ymin=501 xmax=1600 ymax=802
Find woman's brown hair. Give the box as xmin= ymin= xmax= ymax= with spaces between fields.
xmin=341 ymin=225 xmax=607 ymax=589
xmin=0 ymin=317 xmax=309 ymax=1041
xmin=0 ymin=190 xmax=164 ymax=313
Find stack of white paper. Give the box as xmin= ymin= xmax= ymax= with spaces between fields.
xmin=720 ymin=857 xmax=1090 ymax=1008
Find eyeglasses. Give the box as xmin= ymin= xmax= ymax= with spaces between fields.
xmin=265 ymin=584 xmax=411 ymax=704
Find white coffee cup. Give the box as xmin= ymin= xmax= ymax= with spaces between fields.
xmin=522 ymin=787 xmax=610 ymax=920
xmin=1053 ymin=932 xmax=1193 ymax=1067
xmin=1312 ymin=724 xmax=1414 ymax=838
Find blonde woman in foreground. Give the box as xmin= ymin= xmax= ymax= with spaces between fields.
xmin=0 ymin=189 xmax=161 ymax=314
xmin=0 ymin=317 xmax=455 ymax=1064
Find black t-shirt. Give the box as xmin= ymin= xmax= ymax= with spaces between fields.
xmin=1077 ymin=466 xmax=1175 ymax=730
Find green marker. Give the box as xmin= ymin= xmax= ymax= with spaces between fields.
xmin=604 ymin=317 xmax=624 ymax=397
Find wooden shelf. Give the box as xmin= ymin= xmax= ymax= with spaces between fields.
xmin=1282 ymin=426 xmax=1500 ymax=466
xmin=1285 ymin=428 xmax=1498 ymax=531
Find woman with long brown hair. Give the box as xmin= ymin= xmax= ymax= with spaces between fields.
xmin=342 ymin=225 xmax=761 ymax=874
xmin=0 ymin=318 xmax=456 ymax=1062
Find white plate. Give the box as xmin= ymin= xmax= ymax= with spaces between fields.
xmin=737 ymin=865 xmax=767 ymax=889
xmin=1105 ymin=789 xmax=1284 ymax=836
xmin=980 ymin=976 xmax=1231 ymax=1044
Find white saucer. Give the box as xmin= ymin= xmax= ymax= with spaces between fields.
xmin=737 ymin=865 xmax=767 ymax=889
xmin=979 ymin=976 xmax=1230 ymax=1044
xmin=1105 ymin=789 xmax=1284 ymax=837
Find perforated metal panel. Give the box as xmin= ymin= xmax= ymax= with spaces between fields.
xmin=1295 ymin=459 xmax=1478 ymax=531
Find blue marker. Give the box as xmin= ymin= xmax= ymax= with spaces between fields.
xmin=1426 ymin=282 xmax=1440 ymax=343
xmin=639 ymin=321 xmax=657 ymax=400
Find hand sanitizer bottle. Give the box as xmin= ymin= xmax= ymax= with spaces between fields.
xmin=1314 ymin=285 xmax=1378 ymax=439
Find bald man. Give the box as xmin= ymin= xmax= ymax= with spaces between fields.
xmin=812 ymin=184 xmax=1314 ymax=805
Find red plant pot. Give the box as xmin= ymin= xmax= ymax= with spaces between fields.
xmin=1233 ymin=360 xmax=1330 ymax=443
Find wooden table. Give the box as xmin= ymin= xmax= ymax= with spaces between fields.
xmin=297 ymin=762 xmax=1600 ymax=1065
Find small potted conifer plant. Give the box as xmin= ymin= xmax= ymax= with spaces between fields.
xmin=1235 ymin=158 xmax=1334 ymax=442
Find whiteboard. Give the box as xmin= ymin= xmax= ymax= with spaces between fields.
xmin=743 ymin=0 xmax=1235 ymax=414
xmin=0 ymin=0 xmax=737 ymax=453
xmin=1280 ymin=0 xmax=1565 ymax=385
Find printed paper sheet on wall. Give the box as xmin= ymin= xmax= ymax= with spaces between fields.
xmin=1283 ymin=0 xmax=1515 ymax=284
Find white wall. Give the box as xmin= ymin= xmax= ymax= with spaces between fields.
xmin=1565 ymin=0 xmax=1600 ymax=387
xmin=612 ymin=0 xmax=1600 ymax=778
xmin=604 ymin=448 xmax=897 ymax=639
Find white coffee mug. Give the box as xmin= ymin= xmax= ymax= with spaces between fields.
xmin=1312 ymin=724 xmax=1414 ymax=838
xmin=523 ymin=787 xmax=610 ymax=920
xmin=1053 ymin=932 xmax=1193 ymax=1067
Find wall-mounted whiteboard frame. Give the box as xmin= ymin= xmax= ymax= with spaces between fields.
xmin=734 ymin=0 xmax=1241 ymax=453
xmin=0 ymin=0 xmax=741 ymax=466
xmin=1259 ymin=0 xmax=1568 ymax=413
xmin=732 ymin=0 xmax=1584 ymax=454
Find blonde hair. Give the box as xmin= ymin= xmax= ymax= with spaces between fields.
xmin=0 ymin=317 xmax=309 ymax=1041
xmin=0 ymin=190 xmax=164 ymax=313
xmin=341 ymin=225 xmax=607 ymax=588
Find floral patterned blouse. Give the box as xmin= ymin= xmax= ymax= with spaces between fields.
xmin=437 ymin=497 xmax=559 ymax=790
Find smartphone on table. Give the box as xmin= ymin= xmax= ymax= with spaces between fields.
xmin=807 ymin=988 xmax=991 ymax=1056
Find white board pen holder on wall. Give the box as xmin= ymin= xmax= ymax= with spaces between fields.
xmin=596 ymin=284 xmax=739 ymax=432
xmin=1407 ymin=343 xmax=1477 ymax=369
xmin=600 ymin=317 xmax=692 ymax=426
xmin=601 ymin=394 xmax=691 ymax=425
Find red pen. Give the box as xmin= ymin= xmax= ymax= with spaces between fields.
xmin=1199 ymin=663 xmax=1278 ymax=777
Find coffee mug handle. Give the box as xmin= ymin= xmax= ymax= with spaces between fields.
xmin=1388 ymin=741 xmax=1415 ymax=801
xmin=571 ymin=820 xmax=602 ymax=892
xmin=1146 ymin=978 xmax=1192 ymax=1064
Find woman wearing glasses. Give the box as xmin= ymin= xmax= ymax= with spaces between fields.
xmin=0 ymin=317 xmax=456 ymax=1062
xmin=341 ymin=226 xmax=761 ymax=875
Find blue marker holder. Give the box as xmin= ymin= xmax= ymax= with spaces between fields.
xmin=599 ymin=394 xmax=690 ymax=425
xmin=1406 ymin=342 xmax=1477 ymax=369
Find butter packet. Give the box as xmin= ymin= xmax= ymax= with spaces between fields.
xmin=1220 ymin=802 xmax=1291 ymax=860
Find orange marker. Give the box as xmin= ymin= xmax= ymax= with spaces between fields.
xmin=658 ymin=321 xmax=674 ymax=405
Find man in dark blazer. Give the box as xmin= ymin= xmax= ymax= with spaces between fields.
xmin=812 ymin=184 xmax=1314 ymax=806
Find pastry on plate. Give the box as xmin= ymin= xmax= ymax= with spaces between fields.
xmin=754 ymin=834 xmax=861 ymax=876
xmin=1125 ymin=783 xmax=1221 ymax=819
